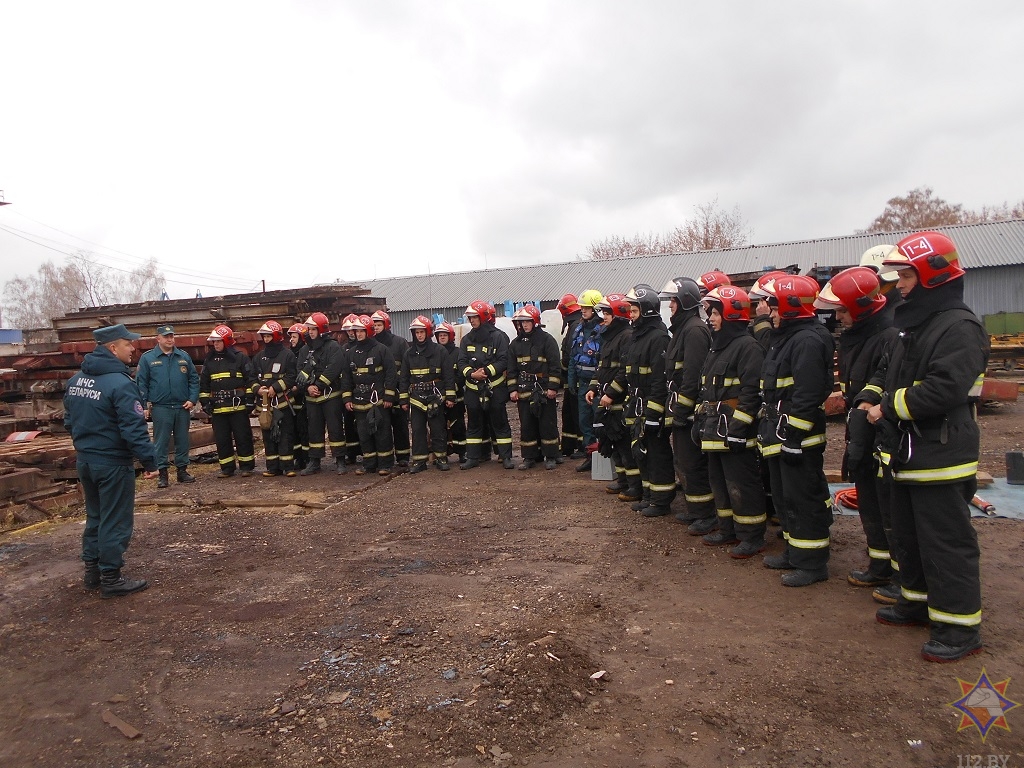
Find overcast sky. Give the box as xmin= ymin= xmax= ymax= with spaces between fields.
xmin=2 ymin=1 xmax=1023 ymax=305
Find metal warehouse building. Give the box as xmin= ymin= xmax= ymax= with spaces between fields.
xmin=359 ymin=220 xmax=1024 ymax=333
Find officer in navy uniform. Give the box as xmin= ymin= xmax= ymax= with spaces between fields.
xmin=64 ymin=324 xmax=159 ymax=598
xmin=136 ymin=324 xmax=199 ymax=488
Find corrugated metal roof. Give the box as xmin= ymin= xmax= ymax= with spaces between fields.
xmin=362 ymin=220 xmax=1024 ymax=312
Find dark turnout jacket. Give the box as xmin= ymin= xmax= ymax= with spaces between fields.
xmin=508 ymin=327 xmax=562 ymax=392
xmin=400 ymin=339 xmax=456 ymax=409
xmin=664 ymin=310 xmax=711 ymax=428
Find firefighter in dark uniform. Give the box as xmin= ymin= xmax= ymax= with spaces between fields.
xmin=748 ymin=271 xmax=788 ymax=350
xmin=557 ymin=294 xmax=584 ymax=458
xmin=813 ymin=267 xmax=899 ymax=589
xmin=508 ymin=304 xmax=562 ymax=470
xmin=458 ymin=300 xmax=515 ymax=470
xmin=199 ymin=324 xmax=257 ymax=477
xmin=758 ymin=275 xmax=835 ymax=586
xmin=659 ymin=276 xmax=715 ymax=531
xmin=568 ymin=290 xmax=604 ymax=471
xmin=435 ymin=321 xmax=467 ymax=462
xmin=859 ymin=231 xmax=988 ymax=663
xmin=296 ymin=312 xmax=347 ymax=476
xmin=694 ymin=286 xmax=768 ymax=557
xmin=623 ymin=284 xmax=675 ymax=516
xmin=587 ymin=294 xmax=638 ymax=501
xmin=64 ymin=324 xmax=158 ymax=597
xmin=372 ymin=310 xmax=411 ymax=467
xmin=287 ymin=322 xmax=309 ymax=472
xmin=338 ymin=314 xmax=363 ymax=465
xmin=400 ymin=316 xmax=456 ymax=474
xmin=342 ymin=315 xmax=398 ymax=476
xmin=251 ymin=321 xmax=298 ymax=477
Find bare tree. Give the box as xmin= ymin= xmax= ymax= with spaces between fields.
xmin=585 ymin=198 xmax=751 ymax=260
xmin=962 ymin=200 xmax=1024 ymax=224
xmin=857 ymin=187 xmax=966 ymax=233
xmin=1 ymin=251 xmax=166 ymax=329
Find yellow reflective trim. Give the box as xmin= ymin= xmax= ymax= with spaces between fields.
xmin=894 ymin=461 xmax=978 ymax=483
xmin=863 ymin=384 xmax=882 ymax=395
xmin=723 ymin=376 xmax=741 ymax=387
xmin=868 ymin=548 xmax=890 ymax=560
xmin=649 ymin=482 xmax=676 ymax=493
xmin=759 ymin=443 xmax=781 ymax=457
xmin=787 ymin=414 xmax=814 ymax=431
xmin=928 ymin=607 xmax=981 ymax=626
xmin=776 ymin=376 xmax=794 ymax=387
xmin=788 ymin=536 xmax=830 ymax=550
xmin=901 ymin=587 xmax=928 ymax=602
xmin=893 ymin=387 xmax=912 ymax=421
xmin=732 ymin=410 xmax=752 ymax=424
xmin=717 ymin=508 xmax=734 ymax=519
xmin=734 ymin=512 xmax=767 ymax=526
xmin=685 ymin=492 xmax=715 ymax=503
xmin=800 ymin=433 xmax=826 ymax=448
xmin=648 ymin=401 xmax=665 ymax=413
xmin=701 ymin=440 xmax=728 ymax=451
xmin=969 ymin=374 xmax=984 ymax=397
xmin=210 ymin=372 xmax=235 ymax=380
xmin=678 ymin=395 xmax=696 ymax=407
xmin=638 ymin=366 xmax=653 ymax=374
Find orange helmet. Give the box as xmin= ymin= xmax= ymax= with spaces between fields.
xmin=304 ymin=312 xmax=331 ymax=334
xmin=464 ymin=300 xmax=496 ymax=324
xmin=774 ymin=275 xmax=820 ymax=320
xmin=595 ymin=293 xmax=632 ymax=319
xmin=257 ymin=320 xmax=284 ymax=343
xmin=370 ymin=310 xmax=391 ymax=331
xmin=815 ymin=267 xmax=885 ymax=321
xmin=886 ymin=231 xmax=965 ymax=288
xmin=355 ymin=315 xmax=375 ymax=337
xmin=556 ymin=293 xmax=581 ymax=316
xmin=409 ymin=315 xmax=434 ymax=337
xmin=698 ymin=270 xmax=731 ymax=296
xmin=207 ymin=324 xmax=235 ymax=347
xmin=703 ymin=286 xmax=750 ymax=323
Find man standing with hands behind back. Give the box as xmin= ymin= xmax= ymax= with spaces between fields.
xmin=136 ymin=324 xmax=199 ymax=488
xmin=64 ymin=324 xmax=159 ymax=598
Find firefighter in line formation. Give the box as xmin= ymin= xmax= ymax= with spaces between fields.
xmin=184 ymin=230 xmax=984 ymax=663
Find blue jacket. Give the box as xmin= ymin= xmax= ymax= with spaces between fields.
xmin=64 ymin=346 xmax=158 ymax=470
xmin=136 ymin=346 xmax=200 ymax=406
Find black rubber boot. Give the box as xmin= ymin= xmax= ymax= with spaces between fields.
xmin=176 ymin=467 xmax=196 ymax=484
xmin=100 ymin=570 xmax=148 ymax=599
xmin=781 ymin=568 xmax=829 ymax=587
xmin=157 ymin=469 xmax=169 ymax=489
xmin=848 ymin=559 xmax=892 ymax=587
xmin=921 ymin=636 xmax=983 ymax=663
xmin=434 ymin=458 xmax=450 ymax=471
xmin=576 ymin=457 xmax=592 ymax=473
xmin=299 ymin=458 xmax=321 ymax=476
xmin=408 ymin=462 xmax=427 ymax=474
xmin=687 ymin=517 xmax=718 ymax=536
xmin=876 ymin=605 xmax=929 ymax=627
xmin=336 ymin=458 xmax=347 ymax=475
xmin=84 ymin=561 xmax=100 ymax=590
xmin=641 ymin=505 xmax=672 ymax=517
xmin=730 ymin=539 xmax=766 ymax=559
xmin=703 ymin=530 xmax=739 ymax=546
xmin=460 ymin=458 xmax=480 ymax=470
xmin=518 ymin=459 xmax=536 ymax=471
xmin=763 ymin=552 xmax=795 ymax=570
xmin=544 ymin=458 xmax=557 ymax=470
xmin=872 ymin=582 xmax=900 ymax=605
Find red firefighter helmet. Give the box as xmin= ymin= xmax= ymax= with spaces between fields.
xmin=257 ymin=320 xmax=284 ymax=343
xmin=815 ymin=267 xmax=885 ymax=321
xmin=304 ymin=312 xmax=331 ymax=334
xmin=596 ymin=293 xmax=632 ymax=319
xmin=749 ymin=270 xmax=790 ymax=300
xmin=885 ymin=231 xmax=965 ymax=288
xmin=287 ymin=323 xmax=308 ymax=338
xmin=464 ymin=300 xmax=496 ymax=323
xmin=370 ymin=310 xmax=391 ymax=331
xmin=698 ymin=270 xmax=732 ymax=296
xmin=512 ymin=304 xmax=543 ymax=326
xmin=340 ymin=313 xmax=359 ymax=332
xmin=434 ymin=321 xmax=456 ymax=341
xmin=207 ymin=324 xmax=235 ymax=347
xmin=556 ymin=293 xmax=581 ymax=316
xmin=355 ymin=314 xmax=375 ymax=337
xmin=703 ymin=285 xmax=751 ymax=322
xmin=774 ymin=275 xmax=820 ymax=320
xmin=409 ymin=315 xmax=434 ymax=337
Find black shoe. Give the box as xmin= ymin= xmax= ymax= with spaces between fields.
xmin=100 ymin=570 xmax=148 ymax=599
xmin=408 ymin=462 xmax=427 ymax=475
xmin=378 ymin=468 xmax=392 ymax=477
xmin=641 ymin=505 xmax=672 ymax=517
xmin=460 ymin=458 xmax=480 ymax=470
xmin=921 ymin=637 xmax=983 ymax=663
xmin=239 ymin=470 xmax=253 ymax=478
xmin=262 ymin=470 xmax=282 ymax=477
xmin=674 ymin=510 xmax=700 ymax=524
xmin=518 ymin=459 xmax=536 ymax=471
xmin=299 ymin=459 xmax=321 ymax=476
xmin=336 ymin=459 xmax=348 ymax=475
xmin=217 ymin=470 xmax=235 ymax=479
xmin=554 ymin=457 xmax=564 ymax=465
xmin=781 ymin=568 xmax=829 ymax=587
xmin=617 ymin=491 xmax=641 ymax=503
xmin=157 ymin=469 xmax=169 ymax=489
xmin=730 ymin=539 xmax=767 ymax=559
xmin=502 ymin=457 xmax=516 ymax=470
xmin=84 ymin=561 xmax=100 ymax=590
xmin=176 ymin=467 xmax=196 ymax=484
xmin=396 ymin=460 xmax=409 ymax=468
xmin=687 ymin=517 xmax=719 ymax=536
xmin=848 ymin=568 xmax=891 ymax=588
xmin=434 ymin=459 xmax=450 ymax=471
xmin=630 ymin=499 xmax=650 ymax=512
xmin=763 ymin=552 xmax=795 ymax=570
xmin=872 ymin=583 xmax=900 ymax=605
xmin=544 ymin=458 xmax=557 ymax=470
xmin=569 ymin=450 xmax=587 ymax=460
xmin=606 ymin=482 xmax=627 ymax=495
xmin=876 ymin=605 xmax=929 ymax=627
xmin=576 ymin=457 xmax=592 ymax=473
xmin=703 ymin=531 xmax=739 ymax=546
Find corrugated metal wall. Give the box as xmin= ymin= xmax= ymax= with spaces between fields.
xmin=965 ymin=266 xmax=1024 ymax=319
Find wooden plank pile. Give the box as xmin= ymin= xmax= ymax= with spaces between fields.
xmin=0 ymin=434 xmax=81 ymax=531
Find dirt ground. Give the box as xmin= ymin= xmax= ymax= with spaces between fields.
xmin=2 ymin=397 xmax=1024 ymax=768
